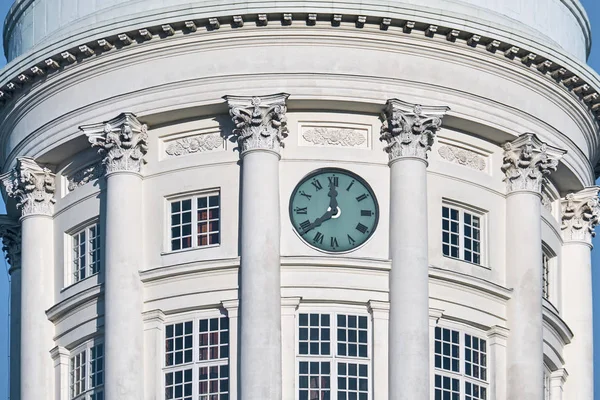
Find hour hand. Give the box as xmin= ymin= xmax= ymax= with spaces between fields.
xmin=328 ymin=181 xmax=339 ymax=210
xmin=301 ymin=209 xmax=334 ymax=234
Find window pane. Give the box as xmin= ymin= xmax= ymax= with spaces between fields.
xmin=337 ymin=314 xmax=368 ymax=359
xmin=165 ymin=321 xmax=194 ymax=366
xmin=298 ymin=313 xmax=331 ymax=356
xmin=298 ymin=361 xmax=330 ymax=400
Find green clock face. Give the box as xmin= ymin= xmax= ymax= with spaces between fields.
xmin=289 ymin=168 xmax=379 ymax=253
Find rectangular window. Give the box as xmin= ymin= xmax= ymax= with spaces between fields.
xmin=542 ymin=252 xmax=550 ymax=300
xmin=442 ymin=205 xmax=483 ymax=265
xmin=170 ymin=193 xmax=220 ymax=251
xmin=72 ymin=223 xmax=101 ymax=283
xmin=297 ymin=312 xmax=370 ymax=400
xmin=164 ymin=316 xmax=229 ymax=400
xmin=434 ymin=327 xmax=488 ymax=400
xmin=70 ymin=341 xmax=104 ymax=400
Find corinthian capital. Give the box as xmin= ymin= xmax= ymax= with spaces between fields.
xmin=80 ymin=113 xmax=149 ymax=174
xmin=561 ymin=187 xmax=600 ymax=245
xmin=380 ymin=99 xmax=450 ymax=162
xmin=0 ymin=216 xmax=21 ymax=272
xmin=501 ymin=134 xmax=566 ymax=194
xmin=224 ymin=93 xmax=289 ymax=156
xmin=1 ymin=157 xmax=56 ymax=217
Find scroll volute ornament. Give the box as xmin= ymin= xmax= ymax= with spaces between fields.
xmin=501 ymin=133 xmax=566 ymax=194
xmin=1 ymin=157 xmax=56 ymax=217
xmin=380 ymin=99 xmax=450 ymax=162
xmin=561 ymin=187 xmax=600 ymax=244
xmin=80 ymin=112 xmax=149 ymax=174
xmin=224 ymin=93 xmax=290 ymax=155
xmin=0 ymin=217 xmax=21 ymax=271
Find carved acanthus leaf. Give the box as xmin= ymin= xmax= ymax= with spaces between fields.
xmin=561 ymin=187 xmax=600 ymax=244
xmin=438 ymin=145 xmax=486 ymax=170
xmin=80 ymin=113 xmax=149 ymax=174
xmin=68 ymin=162 xmax=104 ymax=192
xmin=0 ymin=157 xmax=56 ymax=217
xmin=380 ymin=99 xmax=450 ymax=162
xmin=224 ymin=93 xmax=289 ymax=155
xmin=501 ymin=134 xmax=566 ymax=194
xmin=165 ymin=133 xmax=224 ymax=157
xmin=302 ymin=127 xmax=367 ymax=147
xmin=0 ymin=219 xmax=21 ymax=271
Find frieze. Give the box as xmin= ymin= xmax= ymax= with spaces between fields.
xmin=302 ymin=127 xmax=367 ymax=148
xmin=165 ymin=133 xmax=224 ymax=157
xmin=437 ymin=145 xmax=486 ymax=171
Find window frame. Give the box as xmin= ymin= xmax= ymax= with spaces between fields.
xmin=69 ymin=221 xmax=101 ymax=286
xmin=432 ymin=323 xmax=489 ymax=400
xmin=166 ymin=190 xmax=221 ymax=253
xmin=541 ymin=243 xmax=558 ymax=305
xmin=441 ymin=201 xmax=487 ymax=267
xmin=69 ymin=339 xmax=104 ymax=400
xmin=162 ymin=310 xmax=230 ymax=400
xmin=295 ymin=306 xmax=372 ymax=400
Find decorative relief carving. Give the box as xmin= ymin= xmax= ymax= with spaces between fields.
xmin=541 ymin=191 xmax=553 ymax=212
xmin=224 ymin=94 xmax=289 ymax=155
xmin=1 ymin=157 xmax=56 ymax=217
xmin=67 ymin=162 xmax=104 ymax=192
xmin=302 ymin=127 xmax=367 ymax=147
xmin=80 ymin=113 xmax=149 ymax=174
xmin=437 ymin=145 xmax=486 ymax=171
xmin=501 ymin=133 xmax=566 ymax=194
xmin=165 ymin=133 xmax=224 ymax=157
xmin=0 ymin=221 xmax=21 ymax=271
xmin=561 ymin=187 xmax=600 ymax=244
xmin=380 ymin=99 xmax=450 ymax=162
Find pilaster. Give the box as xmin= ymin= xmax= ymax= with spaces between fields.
xmin=281 ymin=297 xmax=301 ymax=400
xmin=143 ymin=310 xmax=165 ymax=400
xmin=50 ymin=346 xmax=69 ymax=400
xmin=487 ymin=326 xmax=509 ymax=400
xmin=222 ymin=300 xmax=240 ymax=400
xmin=550 ymin=369 xmax=568 ymax=400
xmin=369 ymin=300 xmax=390 ymax=400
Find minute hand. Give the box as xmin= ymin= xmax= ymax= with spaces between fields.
xmin=301 ymin=209 xmax=334 ymax=235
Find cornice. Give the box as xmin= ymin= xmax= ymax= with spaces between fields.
xmin=543 ymin=303 xmax=573 ymax=345
xmin=46 ymin=284 xmax=102 ymax=323
xmin=140 ymin=257 xmax=240 ymax=283
xmin=429 ymin=266 xmax=512 ymax=302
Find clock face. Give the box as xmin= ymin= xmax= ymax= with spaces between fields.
xmin=289 ymin=168 xmax=379 ymax=253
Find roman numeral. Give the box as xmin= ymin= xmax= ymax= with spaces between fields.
xmin=294 ymin=207 xmax=308 ymax=214
xmin=356 ymin=223 xmax=368 ymax=234
xmin=361 ymin=210 xmax=373 ymax=217
xmin=356 ymin=194 xmax=368 ymax=202
xmin=346 ymin=180 xmax=355 ymax=191
xmin=299 ymin=220 xmax=311 ymax=233
xmin=311 ymin=179 xmax=323 ymax=191
xmin=313 ymin=232 xmax=324 ymax=244
xmin=330 ymin=237 xmax=339 ymax=249
xmin=347 ymin=235 xmax=356 ymax=246
xmin=299 ymin=191 xmax=312 ymax=200
xmin=328 ymin=176 xmax=339 ymax=187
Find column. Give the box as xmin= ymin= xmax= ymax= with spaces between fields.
xmin=0 ymin=218 xmax=21 ymax=400
xmin=143 ymin=310 xmax=165 ymax=400
xmin=550 ymin=369 xmax=568 ymax=400
xmin=501 ymin=133 xmax=565 ymax=400
xmin=1 ymin=157 xmax=56 ymax=400
xmin=486 ymin=326 xmax=509 ymax=400
xmin=281 ymin=297 xmax=301 ymax=400
xmin=225 ymin=94 xmax=289 ymax=400
xmin=50 ymin=346 xmax=69 ymax=400
xmin=222 ymin=300 xmax=240 ymax=400
xmin=560 ymin=187 xmax=599 ymax=400
xmin=81 ymin=113 xmax=148 ymax=400
xmin=380 ymin=99 xmax=449 ymax=400
xmin=369 ymin=300 xmax=390 ymax=400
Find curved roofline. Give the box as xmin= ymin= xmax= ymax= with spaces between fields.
xmin=2 ymin=0 xmax=594 ymax=61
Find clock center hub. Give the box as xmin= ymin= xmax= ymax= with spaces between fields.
xmin=328 ymin=206 xmax=342 ymax=219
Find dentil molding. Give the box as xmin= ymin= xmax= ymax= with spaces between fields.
xmin=561 ymin=186 xmax=600 ymax=244
xmin=80 ymin=113 xmax=149 ymax=174
xmin=501 ymin=133 xmax=566 ymax=194
xmin=380 ymin=99 xmax=450 ymax=162
xmin=1 ymin=157 xmax=56 ymax=217
xmin=225 ymin=93 xmax=289 ymax=155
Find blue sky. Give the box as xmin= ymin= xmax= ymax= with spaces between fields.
xmin=0 ymin=1 xmax=598 ymax=399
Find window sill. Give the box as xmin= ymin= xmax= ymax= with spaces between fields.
xmin=61 ymin=272 xmax=100 ymax=294
xmin=442 ymin=255 xmax=489 ymax=270
xmin=161 ymin=243 xmax=221 ymax=256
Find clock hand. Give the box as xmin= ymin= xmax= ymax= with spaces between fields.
xmin=328 ymin=181 xmax=339 ymax=212
xmin=301 ymin=209 xmax=334 ymax=235
xmin=300 ymin=180 xmax=340 ymax=235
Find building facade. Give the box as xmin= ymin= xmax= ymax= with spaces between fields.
xmin=0 ymin=0 xmax=599 ymax=399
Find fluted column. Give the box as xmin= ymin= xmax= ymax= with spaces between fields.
xmin=225 ymin=94 xmax=289 ymax=400
xmin=1 ymin=158 xmax=56 ymax=400
xmin=81 ymin=113 xmax=148 ymax=400
xmin=501 ymin=134 xmax=565 ymax=400
xmin=560 ymin=187 xmax=599 ymax=400
xmin=0 ymin=218 xmax=21 ymax=400
xmin=380 ymin=99 xmax=449 ymax=400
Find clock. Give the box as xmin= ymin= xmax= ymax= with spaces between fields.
xmin=289 ymin=168 xmax=379 ymax=253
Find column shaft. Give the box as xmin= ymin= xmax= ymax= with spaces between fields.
xmin=561 ymin=243 xmax=593 ymax=399
xmin=104 ymin=172 xmax=144 ymax=400
xmin=506 ymin=192 xmax=543 ymax=399
xmin=9 ymin=268 xmax=21 ymax=400
xmin=240 ymin=150 xmax=282 ymax=399
xmin=389 ymin=158 xmax=429 ymax=400
xmin=20 ymin=216 xmax=54 ymax=400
